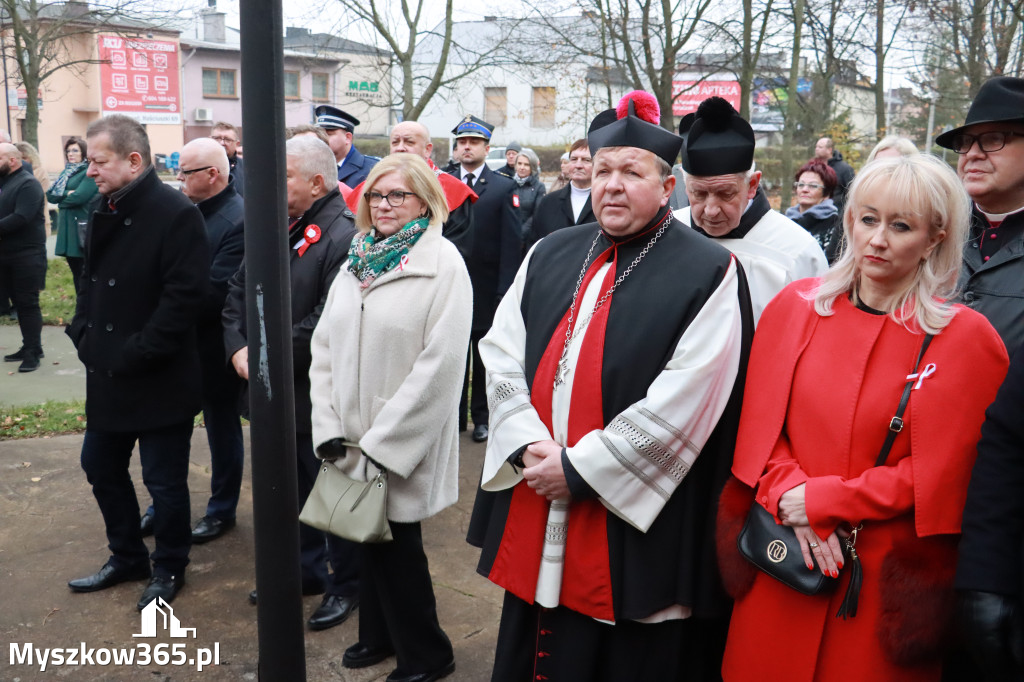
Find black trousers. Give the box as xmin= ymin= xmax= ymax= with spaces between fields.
xmin=358 ymin=521 xmax=453 ymax=677
xmin=80 ymin=421 xmax=194 ymax=576
xmin=492 ymin=592 xmax=728 ymax=682
xmin=296 ymin=432 xmax=359 ymax=596
xmin=0 ymin=255 xmax=45 ymax=351
xmin=460 ymin=329 xmax=489 ymax=429
xmin=65 ymin=256 xmax=84 ymax=294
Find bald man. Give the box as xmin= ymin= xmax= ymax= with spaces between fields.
xmin=345 ymin=120 xmax=475 ymax=261
xmin=0 ymin=142 xmax=46 ymax=372
xmin=173 ymin=138 xmax=246 ymax=543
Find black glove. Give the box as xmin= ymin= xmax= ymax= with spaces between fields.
xmin=958 ymin=590 xmax=1024 ymax=681
xmin=315 ymin=437 xmax=347 ymax=460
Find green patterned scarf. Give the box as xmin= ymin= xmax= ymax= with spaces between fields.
xmin=347 ymin=217 xmax=429 ymax=289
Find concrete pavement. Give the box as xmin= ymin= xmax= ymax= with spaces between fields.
xmin=0 ymin=380 xmax=503 ymax=681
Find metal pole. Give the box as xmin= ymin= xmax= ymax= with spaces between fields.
xmin=239 ymin=0 xmax=306 ymax=678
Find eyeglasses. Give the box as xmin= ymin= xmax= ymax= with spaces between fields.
xmin=794 ymin=182 xmax=824 ymax=190
xmin=178 ymin=166 xmax=213 ymax=177
xmin=952 ymin=131 xmax=1021 ymax=154
xmin=210 ymin=136 xmax=237 ymax=144
xmin=365 ymin=190 xmax=418 ymax=208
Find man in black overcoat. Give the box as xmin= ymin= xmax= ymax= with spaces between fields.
xmin=525 ymin=138 xmax=595 ymax=250
xmin=178 ymin=137 xmax=246 ymax=544
xmin=66 ymin=115 xmax=210 ymax=611
xmin=448 ymin=115 xmax=523 ymax=442
xmin=0 ymin=142 xmax=46 ymax=372
xmin=222 ymin=135 xmax=361 ymax=631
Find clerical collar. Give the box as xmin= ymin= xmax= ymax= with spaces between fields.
xmin=979 ymin=203 xmax=1024 ymax=224
xmin=693 ymin=187 xmax=770 ymax=240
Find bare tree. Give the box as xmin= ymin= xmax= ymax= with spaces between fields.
xmin=0 ymin=0 xmax=176 ymax=146
xmin=328 ymin=0 xmax=522 ymax=122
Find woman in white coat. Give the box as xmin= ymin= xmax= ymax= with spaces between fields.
xmin=309 ymin=153 xmax=472 ymax=682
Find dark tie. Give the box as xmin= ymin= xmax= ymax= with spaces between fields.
xmin=465 ymin=172 xmax=475 ymax=187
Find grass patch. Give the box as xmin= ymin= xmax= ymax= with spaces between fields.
xmin=0 ymin=399 xmax=87 ymax=440
xmin=0 ymin=258 xmax=77 ymax=327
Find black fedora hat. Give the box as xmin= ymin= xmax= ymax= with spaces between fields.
xmin=935 ymin=77 xmax=1024 ymax=150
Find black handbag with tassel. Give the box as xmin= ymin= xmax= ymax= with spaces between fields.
xmin=738 ymin=334 xmax=934 ymax=615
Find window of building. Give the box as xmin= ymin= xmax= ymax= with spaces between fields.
xmin=532 ymin=86 xmax=556 ymax=128
xmin=312 ymin=73 xmax=330 ymax=101
xmin=284 ymin=71 xmax=300 ymax=99
xmin=484 ymin=87 xmax=507 ymax=127
xmin=202 ymin=68 xmax=237 ymax=98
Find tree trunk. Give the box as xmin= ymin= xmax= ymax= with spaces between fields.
xmin=780 ymin=0 xmax=805 ymax=211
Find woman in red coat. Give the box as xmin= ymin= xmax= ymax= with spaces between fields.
xmin=721 ymin=154 xmax=1009 ymax=681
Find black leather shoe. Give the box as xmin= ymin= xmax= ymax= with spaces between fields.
xmin=140 ymin=512 xmax=155 ymax=537
xmin=386 ymin=658 xmax=456 ymax=682
xmin=4 ymin=347 xmax=42 ymax=362
xmin=68 ymin=562 xmax=151 ymax=593
xmin=191 ymin=515 xmax=235 ymax=544
xmin=17 ymin=349 xmax=41 ymax=373
xmin=249 ymin=581 xmax=325 ymax=605
xmin=342 ymin=641 xmax=394 ymax=669
xmin=308 ymin=594 xmax=358 ymax=631
xmin=137 ymin=574 xmax=185 ymax=611
xmin=471 ymin=424 xmax=489 ymax=442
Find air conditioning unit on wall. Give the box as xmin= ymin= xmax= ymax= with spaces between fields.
xmin=194 ymin=107 xmax=213 ymax=122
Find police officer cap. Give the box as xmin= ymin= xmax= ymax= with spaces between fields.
xmin=452 ymin=115 xmax=494 ymax=141
xmin=315 ymin=105 xmax=359 ymax=132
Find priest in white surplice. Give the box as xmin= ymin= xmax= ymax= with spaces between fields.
xmin=466 ymin=91 xmax=754 ymax=682
xmin=674 ymin=97 xmax=827 ymax=324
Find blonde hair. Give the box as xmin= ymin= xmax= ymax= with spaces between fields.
xmin=866 ymin=135 xmax=919 ymax=162
xmin=355 ymin=153 xmax=449 ymax=233
xmin=810 ymin=154 xmax=969 ymax=333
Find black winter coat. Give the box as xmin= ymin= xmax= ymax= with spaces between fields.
xmin=449 ymin=165 xmax=523 ymax=332
xmin=513 ymin=174 xmax=546 ymax=247
xmin=67 ymin=168 xmax=210 ymax=432
xmin=0 ymin=166 xmax=46 ymax=260
xmin=525 ymin=183 xmax=595 ymax=250
xmin=221 ymin=189 xmax=357 ymax=434
xmin=196 ymin=182 xmax=245 ymax=401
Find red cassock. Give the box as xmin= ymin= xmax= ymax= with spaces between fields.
xmin=722 ymin=280 xmax=1008 ymax=682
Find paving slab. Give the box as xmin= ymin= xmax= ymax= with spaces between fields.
xmin=0 ymin=427 xmax=503 ymax=681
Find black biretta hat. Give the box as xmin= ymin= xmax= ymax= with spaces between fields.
xmin=935 ymin=77 xmax=1024 ymax=149
xmin=681 ymin=97 xmax=755 ymax=175
xmin=587 ymin=91 xmax=683 ymax=165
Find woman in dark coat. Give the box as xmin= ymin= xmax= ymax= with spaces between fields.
xmin=786 ymin=159 xmax=842 ymax=263
xmin=511 ymin=149 xmax=546 ymax=249
xmin=48 ymin=136 xmax=98 ymax=288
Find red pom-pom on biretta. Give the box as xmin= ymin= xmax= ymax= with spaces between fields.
xmin=617 ymin=90 xmax=660 ymax=124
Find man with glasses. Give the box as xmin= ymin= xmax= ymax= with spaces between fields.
xmin=675 ymin=97 xmax=826 ymax=323
xmin=526 ymin=138 xmax=596 ymax=249
xmin=936 ymin=76 xmax=1024 ymax=353
xmin=210 ymin=122 xmax=244 ymax=196
xmin=222 ymin=135 xmax=361 ymax=631
xmin=175 ymin=138 xmax=245 ymax=545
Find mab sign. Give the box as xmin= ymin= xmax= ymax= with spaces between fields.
xmin=347 ymin=80 xmax=384 ymax=103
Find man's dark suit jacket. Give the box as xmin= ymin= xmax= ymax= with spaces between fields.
xmin=450 ymin=164 xmax=522 ymax=332
xmin=525 ymin=183 xmax=595 ymax=250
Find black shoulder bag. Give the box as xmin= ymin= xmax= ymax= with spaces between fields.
xmin=737 ymin=334 xmax=934 ymax=609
